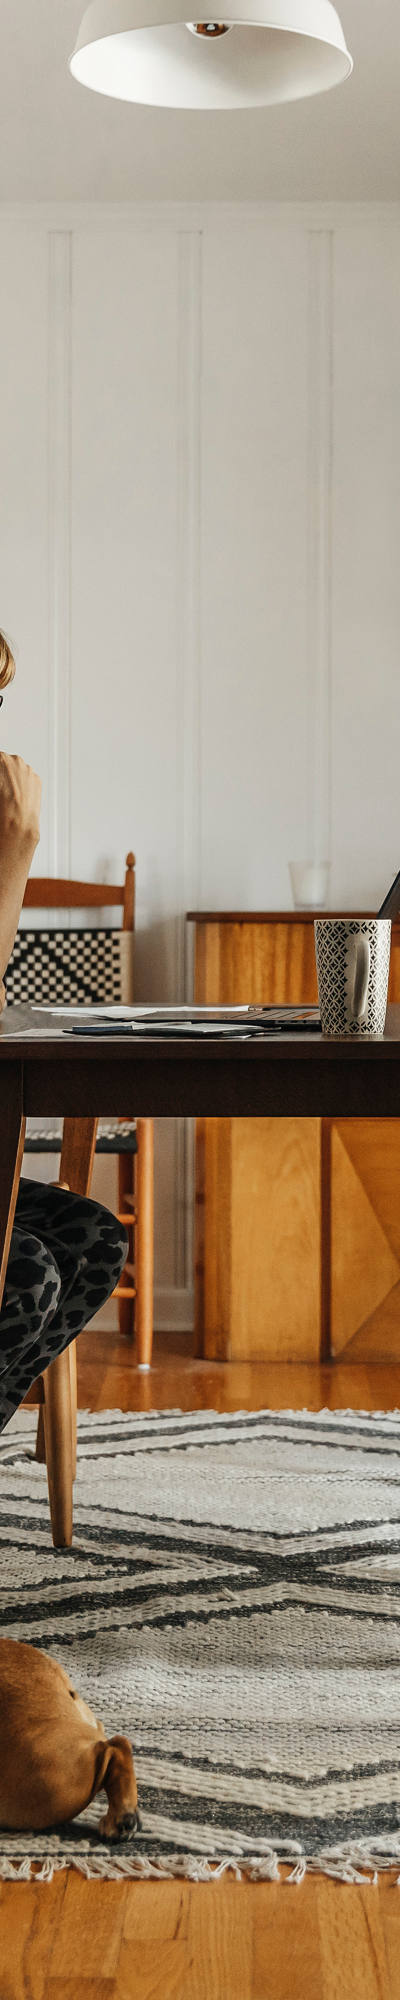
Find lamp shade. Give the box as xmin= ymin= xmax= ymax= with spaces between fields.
xmin=69 ymin=0 xmax=353 ymax=110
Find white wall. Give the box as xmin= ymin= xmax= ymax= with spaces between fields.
xmin=0 ymin=203 xmax=399 ymax=1329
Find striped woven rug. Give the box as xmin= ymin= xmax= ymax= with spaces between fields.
xmin=1 ymin=1404 xmax=400 ymax=1883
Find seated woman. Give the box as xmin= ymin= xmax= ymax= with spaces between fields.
xmin=0 ymin=630 xmax=128 ymax=1433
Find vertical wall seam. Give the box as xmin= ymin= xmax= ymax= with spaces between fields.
xmin=175 ymin=229 xmax=202 ymax=1296
xmin=47 ymin=230 xmax=72 ymax=886
xmin=306 ymin=228 xmax=334 ymax=873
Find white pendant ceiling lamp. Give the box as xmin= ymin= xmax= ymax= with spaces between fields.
xmin=69 ymin=0 xmax=353 ymax=111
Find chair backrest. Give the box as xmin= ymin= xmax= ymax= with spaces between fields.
xmin=22 ymin=853 xmax=135 ymax=930
xmin=4 ymin=853 xmax=135 ymax=1009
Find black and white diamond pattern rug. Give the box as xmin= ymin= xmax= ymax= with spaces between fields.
xmin=2 ymin=1405 xmax=400 ymax=1884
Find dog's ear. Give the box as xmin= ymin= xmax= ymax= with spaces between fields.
xmin=89 ymin=1735 xmax=137 ymax=1809
xmin=107 ymin=1736 xmax=138 ymax=1807
xmin=94 ymin=1735 xmax=138 ymax=1839
xmin=89 ymin=1738 xmax=114 ymax=1805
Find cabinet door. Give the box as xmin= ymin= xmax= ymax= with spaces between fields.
xmin=194 ymin=918 xmax=400 ymax=1364
xmin=194 ymin=920 xmax=321 ymax=1361
xmin=331 ymin=1120 xmax=400 ymax=1361
xmin=330 ymin=927 xmax=400 ymax=1362
xmin=230 ymin=1117 xmax=321 ymax=1361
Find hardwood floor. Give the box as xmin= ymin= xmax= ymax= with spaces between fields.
xmin=4 ymin=1333 xmax=400 ymax=2000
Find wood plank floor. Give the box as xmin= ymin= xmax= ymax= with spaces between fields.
xmin=3 ymin=1332 xmax=400 ymax=2000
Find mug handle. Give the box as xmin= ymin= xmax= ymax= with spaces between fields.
xmin=351 ymin=936 xmax=371 ymax=1021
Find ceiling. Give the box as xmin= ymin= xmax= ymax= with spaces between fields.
xmin=0 ymin=1 xmax=398 ymax=201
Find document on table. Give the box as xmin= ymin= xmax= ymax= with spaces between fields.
xmin=32 ymin=1004 xmax=253 ymax=1021
xmin=31 ymin=1003 xmax=321 ymax=1038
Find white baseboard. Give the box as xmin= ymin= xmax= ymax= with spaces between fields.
xmin=154 ymin=1287 xmax=194 ymax=1333
xmin=92 ymin=1286 xmax=194 ymax=1335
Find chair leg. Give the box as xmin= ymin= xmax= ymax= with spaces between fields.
xmin=43 ymin=1346 xmax=74 ymax=1548
xmin=35 ymin=1401 xmax=46 ymax=1464
xmin=49 ymin=1119 xmax=97 ymax=1535
xmin=36 ymin=1122 xmax=97 ymax=1544
xmin=118 ymin=1151 xmax=136 ymax=1341
xmin=135 ymin=1118 xmax=154 ymax=1370
xmin=34 ymin=1343 xmax=76 ymax=1506
xmin=69 ymin=1340 xmax=78 ymax=1481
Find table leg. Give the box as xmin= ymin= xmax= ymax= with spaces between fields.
xmin=0 ymin=1062 xmax=25 ymax=1313
xmin=58 ymin=1116 xmax=98 ymax=1196
xmin=135 ymin=1116 xmax=154 ymax=1370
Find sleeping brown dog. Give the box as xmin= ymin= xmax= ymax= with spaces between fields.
xmin=0 ymin=1639 xmax=139 ymax=1839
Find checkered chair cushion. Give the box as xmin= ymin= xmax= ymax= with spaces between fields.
xmin=5 ymin=927 xmax=133 ymax=1008
xmin=5 ymin=926 xmax=136 ymax=1155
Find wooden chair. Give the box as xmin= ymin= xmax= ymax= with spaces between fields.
xmin=4 ymin=855 xmax=154 ymax=1548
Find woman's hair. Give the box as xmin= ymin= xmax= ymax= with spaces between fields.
xmin=0 ymin=632 xmax=16 ymax=689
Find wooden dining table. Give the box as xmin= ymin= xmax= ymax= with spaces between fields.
xmin=2 ymin=1002 xmax=400 ymax=1318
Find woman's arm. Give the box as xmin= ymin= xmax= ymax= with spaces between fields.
xmin=0 ymin=755 xmax=41 ymax=1001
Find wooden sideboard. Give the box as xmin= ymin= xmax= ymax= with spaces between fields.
xmin=188 ymin=911 xmax=400 ymax=1365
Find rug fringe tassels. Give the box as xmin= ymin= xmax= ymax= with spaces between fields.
xmin=1 ymin=1841 xmax=400 ymax=1885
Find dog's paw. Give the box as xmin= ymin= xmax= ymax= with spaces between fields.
xmin=116 ymin=1809 xmax=142 ymax=1842
xmin=99 ymin=1807 xmax=141 ymax=1842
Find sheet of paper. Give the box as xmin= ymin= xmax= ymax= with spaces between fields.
xmin=32 ymin=1004 xmax=252 ymax=1021
xmin=32 ymin=1003 xmax=318 ymax=1021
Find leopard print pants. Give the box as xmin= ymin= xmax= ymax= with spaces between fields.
xmin=0 ymin=1177 xmax=128 ymax=1432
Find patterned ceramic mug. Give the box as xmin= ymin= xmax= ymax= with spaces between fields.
xmin=314 ymin=918 xmax=391 ymax=1037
